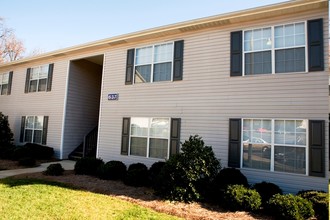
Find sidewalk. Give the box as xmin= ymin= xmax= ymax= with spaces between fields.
xmin=0 ymin=160 xmax=76 ymax=179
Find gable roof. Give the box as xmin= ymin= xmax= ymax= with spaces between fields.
xmin=0 ymin=0 xmax=327 ymax=68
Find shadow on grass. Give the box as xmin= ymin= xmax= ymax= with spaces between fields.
xmin=0 ymin=177 xmax=76 ymax=190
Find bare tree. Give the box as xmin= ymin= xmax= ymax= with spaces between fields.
xmin=0 ymin=18 xmax=25 ymax=63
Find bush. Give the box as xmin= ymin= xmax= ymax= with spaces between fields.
xmin=149 ymin=161 xmax=165 ymax=186
xmin=74 ymin=158 xmax=104 ymax=176
xmin=124 ymin=163 xmax=149 ymax=187
xmin=154 ymin=135 xmax=221 ymax=202
xmin=223 ymin=185 xmax=261 ymax=212
xmin=253 ymin=181 xmax=282 ymax=206
xmin=0 ymin=112 xmax=13 ymax=147
xmin=97 ymin=161 xmax=127 ymax=180
xmin=18 ymin=157 xmax=36 ymax=167
xmin=297 ymin=190 xmax=329 ymax=220
xmin=43 ymin=163 xmax=64 ymax=176
xmin=11 ymin=143 xmax=54 ymax=160
xmin=214 ymin=168 xmax=249 ymax=189
xmin=267 ymin=194 xmax=314 ymax=220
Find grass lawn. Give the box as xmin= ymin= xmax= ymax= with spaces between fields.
xmin=0 ymin=178 xmax=182 ymax=220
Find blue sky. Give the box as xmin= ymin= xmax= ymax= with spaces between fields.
xmin=1 ymin=0 xmax=287 ymax=55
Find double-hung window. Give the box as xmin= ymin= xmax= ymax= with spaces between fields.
xmin=24 ymin=116 xmax=44 ymax=144
xmin=242 ymin=118 xmax=307 ymax=175
xmin=130 ymin=117 xmax=170 ymax=159
xmin=232 ymin=19 xmax=324 ymax=76
xmin=243 ymin=22 xmax=306 ymax=75
xmin=135 ymin=43 xmax=173 ymax=83
xmin=0 ymin=72 xmax=13 ymax=95
xmin=125 ymin=40 xmax=184 ymax=84
xmin=25 ymin=64 xmax=53 ymax=93
xmin=20 ymin=115 xmax=49 ymax=145
xmin=29 ymin=65 xmax=49 ymax=92
xmin=0 ymin=73 xmax=10 ymax=95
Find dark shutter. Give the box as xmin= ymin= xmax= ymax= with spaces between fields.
xmin=47 ymin=64 xmax=54 ymax=92
xmin=125 ymin=49 xmax=134 ymax=85
xmin=7 ymin=71 xmax=13 ymax=95
xmin=230 ymin=31 xmax=243 ymax=77
xmin=121 ymin=117 xmax=130 ymax=155
xmin=170 ymin=118 xmax=181 ymax=156
xmin=309 ymin=120 xmax=325 ymax=177
xmin=24 ymin=68 xmax=31 ymax=93
xmin=173 ymin=40 xmax=184 ymax=81
xmin=20 ymin=116 xmax=26 ymax=142
xmin=228 ymin=118 xmax=241 ymax=168
xmin=42 ymin=116 xmax=49 ymax=145
xmin=308 ymin=19 xmax=324 ymax=72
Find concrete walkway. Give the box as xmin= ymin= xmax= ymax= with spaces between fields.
xmin=0 ymin=160 xmax=76 ymax=179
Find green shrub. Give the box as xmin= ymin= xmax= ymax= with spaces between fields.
xmin=215 ymin=168 xmax=249 ymax=189
xmin=267 ymin=194 xmax=314 ymax=220
xmin=124 ymin=163 xmax=149 ymax=187
xmin=223 ymin=185 xmax=261 ymax=212
xmin=253 ymin=181 xmax=282 ymax=206
xmin=297 ymin=190 xmax=329 ymax=220
xmin=74 ymin=158 xmax=104 ymax=176
xmin=43 ymin=163 xmax=64 ymax=176
xmin=11 ymin=143 xmax=54 ymax=160
xmin=98 ymin=161 xmax=127 ymax=180
xmin=149 ymin=161 xmax=165 ymax=186
xmin=0 ymin=112 xmax=13 ymax=147
xmin=18 ymin=157 xmax=36 ymax=167
xmin=154 ymin=135 xmax=221 ymax=202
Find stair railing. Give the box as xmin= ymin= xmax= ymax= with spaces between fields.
xmin=83 ymin=126 xmax=98 ymax=158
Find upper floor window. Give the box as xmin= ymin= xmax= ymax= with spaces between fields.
xmin=243 ymin=22 xmax=306 ymax=75
xmin=230 ymin=19 xmax=324 ymax=76
xmin=0 ymin=72 xmax=13 ymax=95
xmin=125 ymin=40 xmax=184 ymax=85
xmin=25 ymin=64 xmax=54 ymax=93
xmin=135 ymin=43 xmax=173 ymax=83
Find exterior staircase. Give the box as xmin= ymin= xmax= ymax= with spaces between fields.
xmin=68 ymin=126 xmax=98 ymax=160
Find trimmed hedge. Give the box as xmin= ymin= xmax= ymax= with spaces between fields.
xmin=124 ymin=163 xmax=149 ymax=187
xmin=267 ymin=194 xmax=314 ymax=220
xmin=149 ymin=161 xmax=165 ymax=186
xmin=12 ymin=143 xmax=54 ymax=160
xmin=253 ymin=181 xmax=282 ymax=206
xmin=223 ymin=185 xmax=261 ymax=212
xmin=18 ymin=157 xmax=36 ymax=167
xmin=74 ymin=158 xmax=104 ymax=176
xmin=44 ymin=163 xmax=64 ymax=176
xmin=98 ymin=161 xmax=127 ymax=180
xmin=297 ymin=190 xmax=329 ymax=220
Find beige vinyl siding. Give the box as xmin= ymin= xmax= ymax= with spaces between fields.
xmin=97 ymin=7 xmax=328 ymax=192
xmin=62 ymin=59 xmax=102 ymax=158
xmin=0 ymin=60 xmax=68 ymax=158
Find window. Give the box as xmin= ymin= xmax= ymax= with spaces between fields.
xmin=242 ymin=119 xmax=307 ymax=175
xmin=20 ymin=116 xmax=48 ymax=145
xmin=129 ymin=117 xmax=170 ymax=159
xmin=243 ymin=22 xmax=306 ymax=75
xmin=125 ymin=40 xmax=184 ymax=85
xmin=134 ymin=43 xmax=174 ymax=83
xmin=23 ymin=116 xmax=44 ymax=144
xmin=25 ymin=64 xmax=53 ymax=93
xmin=0 ymin=72 xmax=13 ymax=95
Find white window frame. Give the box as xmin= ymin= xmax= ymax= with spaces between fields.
xmin=240 ymin=118 xmax=309 ymax=175
xmin=24 ymin=116 xmax=44 ymax=144
xmin=242 ymin=21 xmax=308 ymax=76
xmin=133 ymin=42 xmax=174 ymax=84
xmin=0 ymin=72 xmax=10 ymax=95
xmin=128 ymin=117 xmax=171 ymax=159
xmin=29 ymin=64 xmax=49 ymax=92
